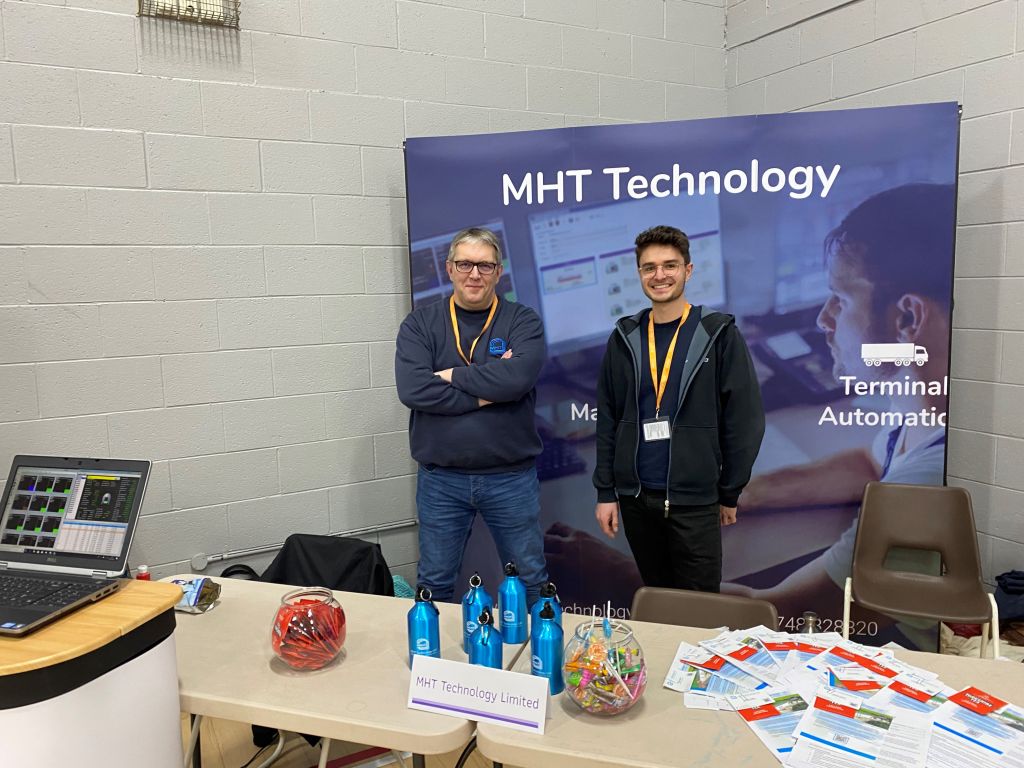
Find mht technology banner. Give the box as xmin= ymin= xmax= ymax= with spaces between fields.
xmin=404 ymin=102 xmax=959 ymax=649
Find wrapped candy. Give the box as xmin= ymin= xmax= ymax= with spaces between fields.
xmin=562 ymin=618 xmax=647 ymax=716
xmin=171 ymin=577 xmax=221 ymax=614
xmin=271 ymin=587 xmax=346 ymax=671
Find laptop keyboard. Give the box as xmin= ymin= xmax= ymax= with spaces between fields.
xmin=0 ymin=574 xmax=110 ymax=609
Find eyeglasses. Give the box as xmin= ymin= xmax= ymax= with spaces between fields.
xmin=638 ymin=261 xmax=685 ymax=277
xmin=451 ymin=260 xmax=499 ymax=276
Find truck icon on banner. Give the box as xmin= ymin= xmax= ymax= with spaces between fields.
xmin=861 ymin=343 xmax=928 ymax=367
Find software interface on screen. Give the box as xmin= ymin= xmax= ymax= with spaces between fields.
xmin=773 ymin=204 xmax=836 ymax=314
xmin=409 ymin=220 xmax=516 ymax=307
xmin=528 ymin=196 xmax=726 ymax=349
xmin=0 ymin=468 xmax=141 ymax=560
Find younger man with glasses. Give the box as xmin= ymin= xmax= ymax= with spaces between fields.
xmin=395 ymin=227 xmax=549 ymax=604
xmin=593 ymin=225 xmax=764 ymax=593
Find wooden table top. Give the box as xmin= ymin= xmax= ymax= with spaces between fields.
xmin=0 ymin=579 xmax=181 ymax=675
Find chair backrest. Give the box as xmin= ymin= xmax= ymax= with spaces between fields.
xmin=630 ymin=586 xmax=779 ymax=631
xmin=852 ymin=481 xmax=984 ymax=603
xmin=260 ymin=533 xmax=395 ymax=596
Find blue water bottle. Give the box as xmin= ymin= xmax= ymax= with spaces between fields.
xmin=407 ymin=585 xmax=440 ymax=667
xmin=498 ymin=562 xmax=528 ymax=644
xmin=467 ymin=607 xmax=503 ymax=669
xmin=530 ymin=601 xmax=564 ymax=695
xmin=530 ymin=581 xmax=562 ymax=629
xmin=461 ymin=572 xmax=494 ymax=652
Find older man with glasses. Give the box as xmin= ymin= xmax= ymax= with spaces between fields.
xmin=395 ymin=227 xmax=549 ymax=605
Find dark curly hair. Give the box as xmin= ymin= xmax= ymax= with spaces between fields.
xmin=634 ymin=225 xmax=690 ymax=266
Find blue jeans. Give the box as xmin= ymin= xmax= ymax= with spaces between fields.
xmin=416 ymin=465 xmax=548 ymax=606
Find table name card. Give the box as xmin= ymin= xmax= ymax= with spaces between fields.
xmin=408 ymin=655 xmax=549 ymax=734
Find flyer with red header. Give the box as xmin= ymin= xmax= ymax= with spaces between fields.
xmin=788 ymin=687 xmax=931 ymax=767
xmin=826 ymin=665 xmax=888 ymax=696
xmin=700 ymin=632 xmax=782 ymax=684
xmin=727 ymin=689 xmax=810 ymax=762
xmin=867 ymin=672 xmax=951 ymax=716
xmin=928 ymin=688 xmax=1024 ymax=768
xmin=664 ymin=640 xmax=767 ymax=692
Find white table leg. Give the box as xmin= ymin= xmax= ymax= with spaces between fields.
xmin=317 ymin=738 xmax=332 ymax=768
xmin=183 ymin=714 xmax=203 ymax=768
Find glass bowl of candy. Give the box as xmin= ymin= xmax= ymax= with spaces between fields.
xmin=562 ymin=619 xmax=646 ymax=715
xmin=271 ymin=587 xmax=346 ymax=671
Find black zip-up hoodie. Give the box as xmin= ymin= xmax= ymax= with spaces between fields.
xmin=593 ymin=306 xmax=765 ymax=508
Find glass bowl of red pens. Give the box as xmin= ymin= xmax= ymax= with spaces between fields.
xmin=271 ymin=587 xmax=346 ymax=670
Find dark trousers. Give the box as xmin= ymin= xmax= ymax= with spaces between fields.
xmin=619 ymin=487 xmax=722 ymax=593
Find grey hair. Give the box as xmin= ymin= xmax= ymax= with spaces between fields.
xmin=447 ymin=227 xmax=502 ymax=263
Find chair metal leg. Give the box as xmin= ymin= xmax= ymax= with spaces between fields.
xmin=842 ymin=577 xmax=852 ymax=640
xmin=390 ymin=750 xmax=409 ymax=768
xmin=251 ymin=731 xmax=288 ymax=768
xmin=454 ymin=737 xmax=477 ymax=768
xmin=184 ymin=714 xmax=203 ymax=768
xmin=988 ymin=592 xmax=1000 ymax=659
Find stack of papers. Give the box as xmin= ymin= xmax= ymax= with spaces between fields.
xmin=662 ymin=640 xmax=767 ymax=705
xmin=662 ymin=626 xmax=1024 ymax=766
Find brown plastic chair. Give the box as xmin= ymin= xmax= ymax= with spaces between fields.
xmin=842 ymin=481 xmax=999 ymax=658
xmin=630 ymin=586 xmax=779 ymax=631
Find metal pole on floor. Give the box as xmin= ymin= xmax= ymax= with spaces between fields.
xmin=187 ymin=714 xmax=202 ymax=768
xmin=453 ymin=737 xmax=476 ymax=768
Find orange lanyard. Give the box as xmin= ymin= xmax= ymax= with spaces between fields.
xmin=450 ymin=295 xmax=498 ymax=365
xmin=648 ymin=303 xmax=691 ymax=418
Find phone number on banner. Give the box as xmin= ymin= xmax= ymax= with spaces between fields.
xmin=778 ymin=615 xmax=879 ymax=636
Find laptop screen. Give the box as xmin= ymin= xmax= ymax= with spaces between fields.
xmin=0 ymin=456 xmax=150 ymax=576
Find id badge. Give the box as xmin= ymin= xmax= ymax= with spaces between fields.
xmin=642 ymin=418 xmax=671 ymax=442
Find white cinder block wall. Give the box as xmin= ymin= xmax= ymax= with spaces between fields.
xmin=725 ymin=0 xmax=1024 ymax=584
xmin=0 ymin=0 xmax=727 ymax=580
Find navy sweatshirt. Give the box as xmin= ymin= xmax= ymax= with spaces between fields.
xmin=395 ymin=297 xmax=545 ymax=472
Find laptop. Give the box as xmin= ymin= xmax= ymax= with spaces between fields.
xmin=0 ymin=455 xmax=150 ymax=636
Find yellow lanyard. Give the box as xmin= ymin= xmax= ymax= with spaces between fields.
xmin=648 ymin=303 xmax=691 ymax=418
xmin=450 ymin=295 xmax=498 ymax=366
